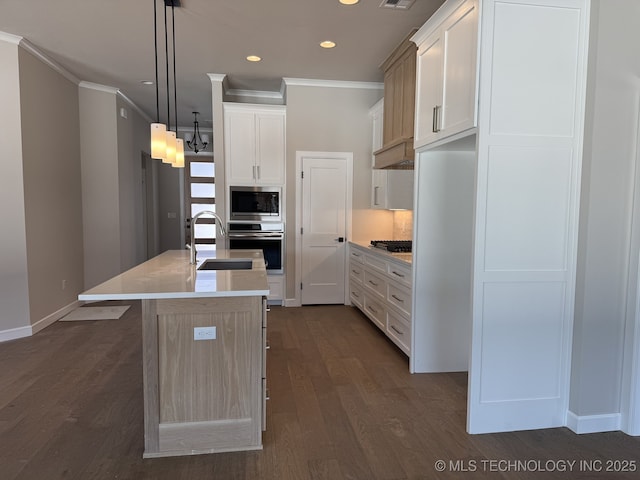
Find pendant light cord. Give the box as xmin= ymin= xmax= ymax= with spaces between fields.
xmin=172 ymin=2 xmax=178 ymax=135
xmin=164 ymin=1 xmax=170 ymax=131
xmin=153 ymin=0 xmax=159 ymax=122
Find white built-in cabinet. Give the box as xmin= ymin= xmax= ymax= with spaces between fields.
xmin=413 ymin=0 xmax=479 ymax=150
xmin=349 ymin=243 xmax=412 ymax=355
xmin=224 ymin=103 xmax=286 ymax=186
xmin=369 ymin=99 xmax=414 ymax=210
xmin=410 ymin=0 xmax=590 ymax=435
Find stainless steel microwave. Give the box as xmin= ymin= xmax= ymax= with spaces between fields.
xmin=229 ymin=186 xmax=281 ymax=221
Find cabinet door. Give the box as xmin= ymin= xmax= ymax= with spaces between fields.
xmin=225 ymin=108 xmax=256 ymax=185
xmin=372 ymin=170 xmax=388 ymax=209
xmin=414 ymin=31 xmax=444 ymax=149
xmin=255 ymin=111 xmax=285 ymax=185
xmin=441 ymin=0 xmax=479 ymax=136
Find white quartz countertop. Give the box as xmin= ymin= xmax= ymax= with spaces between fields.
xmin=78 ymin=249 xmax=270 ymax=301
xmin=349 ymin=240 xmax=413 ymax=266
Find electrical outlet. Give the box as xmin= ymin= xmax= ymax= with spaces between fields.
xmin=62 ymin=279 xmax=67 ymax=290
xmin=194 ymin=326 xmax=216 ymax=341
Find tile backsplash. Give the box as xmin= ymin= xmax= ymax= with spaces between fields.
xmin=393 ymin=210 xmax=413 ymax=240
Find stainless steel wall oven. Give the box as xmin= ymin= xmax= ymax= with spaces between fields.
xmin=227 ymin=222 xmax=284 ymax=274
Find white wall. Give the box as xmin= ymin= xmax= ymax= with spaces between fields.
xmin=284 ymin=82 xmax=393 ymax=299
xmin=19 ymin=47 xmax=84 ymax=326
xmin=571 ymin=0 xmax=640 ymax=424
xmin=0 ymin=39 xmax=30 ymax=336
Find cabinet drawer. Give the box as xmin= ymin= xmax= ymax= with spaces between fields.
xmin=387 ymin=262 xmax=412 ymax=287
xmin=262 ymin=378 xmax=268 ymax=431
xmin=365 ymin=254 xmax=386 ymax=274
xmin=350 ymin=283 xmax=364 ymax=309
xmin=388 ymin=284 xmax=412 ymax=316
xmin=262 ymin=326 xmax=268 ymax=378
xmin=363 ymin=294 xmax=386 ymax=330
xmin=387 ymin=310 xmax=411 ymax=354
xmin=350 ymin=248 xmax=365 ymax=264
xmin=363 ymin=270 xmax=386 ymax=298
xmin=349 ymin=263 xmax=364 ymax=284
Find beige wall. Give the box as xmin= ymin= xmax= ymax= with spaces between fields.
xmin=284 ymin=83 xmax=393 ymax=300
xmin=0 ymin=40 xmax=31 ymax=333
xmin=19 ymin=47 xmax=84 ymax=326
xmin=79 ymin=86 xmax=120 ymax=289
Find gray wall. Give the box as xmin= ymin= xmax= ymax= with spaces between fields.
xmin=284 ymin=83 xmax=393 ymax=300
xmin=79 ymin=86 xmax=121 ymax=289
xmin=571 ymin=0 xmax=640 ymax=418
xmin=0 ymin=40 xmax=31 ymax=332
xmin=19 ymin=47 xmax=84 ymax=325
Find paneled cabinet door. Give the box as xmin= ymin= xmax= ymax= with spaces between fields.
xmin=225 ymin=105 xmax=286 ymax=186
xmin=225 ymin=108 xmax=256 ymax=185
xmin=414 ymin=0 xmax=479 ymax=149
xmin=255 ymin=111 xmax=285 ymax=185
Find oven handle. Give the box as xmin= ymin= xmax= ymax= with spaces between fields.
xmin=228 ymin=233 xmax=284 ymax=238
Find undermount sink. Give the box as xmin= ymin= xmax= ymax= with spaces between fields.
xmin=197 ymin=258 xmax=253 ymax=271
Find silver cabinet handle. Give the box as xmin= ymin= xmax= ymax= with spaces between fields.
xmin=265 ymin=388 xmax=270 ymax=401
xmin=266 ymin=340 xmax=271 ymax=350
xmin=368 ymin=305 xmax=378 ymax=314
xmin=352 ymin=252 xmax=361 ymax=257
xmin=391 ymin=270 xmax=405 ymax=278
xmin=368 ymin=280 xmax=378 ymax=287
xmin=391 ymin=294 xmax=404 ymax=303
xmin=352 ymin=291 xmax=360 ymax=298
xmin=352 ymin=269 xmax=360 ymax=274
xmin=390 ymin=325 xmax=404 ymax=335
xmin=432 ymin=106 xmax=438 ymax=133
xmin=374 ymin=186 xmax=380 ymax=206
xmin=256 ymin=165 xmax=261 ymax=179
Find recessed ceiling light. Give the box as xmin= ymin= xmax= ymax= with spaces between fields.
xmin=246 ymin=55 xmax=262 ymax=62
xmin=339 ymin=0 xmax=360 ymax=4
xmin=320 ymin=41 xmax=336 ymax=49
xmin=141 ymin=80 xmax=154 ymax=85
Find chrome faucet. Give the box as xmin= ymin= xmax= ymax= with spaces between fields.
xmin=187 ymin=210 xmax=227 ymax=264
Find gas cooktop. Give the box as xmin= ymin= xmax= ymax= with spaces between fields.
xmin=370 ymin=240 xmax=412 ymax=253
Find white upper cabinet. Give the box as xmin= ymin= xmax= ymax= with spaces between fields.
xmin=412 ymin=0 xmax=479 ymax=150
xmin=224 ymin=104 xmax=286 ymax=186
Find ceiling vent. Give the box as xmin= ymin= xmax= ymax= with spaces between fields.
xmin=379 ymin=0 xmax=415 ymax=10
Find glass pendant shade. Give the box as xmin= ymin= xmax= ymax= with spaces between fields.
xmin=165 ymin=130 xmax=176 ymax=164
xmin=173 ymin=138 xmax=185 ymax=168
xmin=151 ymin=123 xmax=167 ymax=160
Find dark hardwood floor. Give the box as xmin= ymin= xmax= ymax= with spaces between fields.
xmin=1 ymin=302 xmax=639 ymax=479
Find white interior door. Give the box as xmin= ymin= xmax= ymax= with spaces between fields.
xmin=300 ymin=156 xmax=348 ymax=304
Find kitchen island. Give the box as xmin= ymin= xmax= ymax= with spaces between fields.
xmin=79 ymin=249 xmax=269 ymax=458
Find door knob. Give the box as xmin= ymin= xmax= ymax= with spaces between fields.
xmin=335 ymin=237 xmax=345 ymax=242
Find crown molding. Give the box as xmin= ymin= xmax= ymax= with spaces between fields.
xmin=79 ymin=82 xmax=152 ymax=123
xmin=283 ymin=77 xmax=384 ymax=90
xmin=225 ymin=88 xmax=284 ymax=100
xmin=79 ymin=81 xmax=119 ymax=94
xmin=207 ymin=73 xmax=227 ymax=83
xmin=0 ymin=31 xmax=22 ymax=45
xmin=12 ymin=36 xmax=81 ymax=85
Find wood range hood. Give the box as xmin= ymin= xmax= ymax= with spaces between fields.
xmin=373 ymin=29 xmax=417 ymax=170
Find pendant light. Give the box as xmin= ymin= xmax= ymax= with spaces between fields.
xmin=150 ymin=0 xmax=166 ymax=160
xmin=150 ymin=0 xmax=184 ymax=168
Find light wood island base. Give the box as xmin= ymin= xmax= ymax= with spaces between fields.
xmin=141 ymin=296 xmax=266 ymax=458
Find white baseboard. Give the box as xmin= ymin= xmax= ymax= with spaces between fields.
xmin=32 ymin=300 xmax=82 ymax=334
xmin=0 ymin=324 xmax=33 ymax=343
xmin=0 ymin=299 xmax=83 ymax=343
xmin=567 ymin=411 xmax=621 ymax=434
xmin=284 ymin=298 xmax=300 ymax=307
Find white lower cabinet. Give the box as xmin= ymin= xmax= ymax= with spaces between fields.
xmin=266 ymin=275 xmax=283 ymax=305
xmin=349 ymin=243 xmax=412 ymax=355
